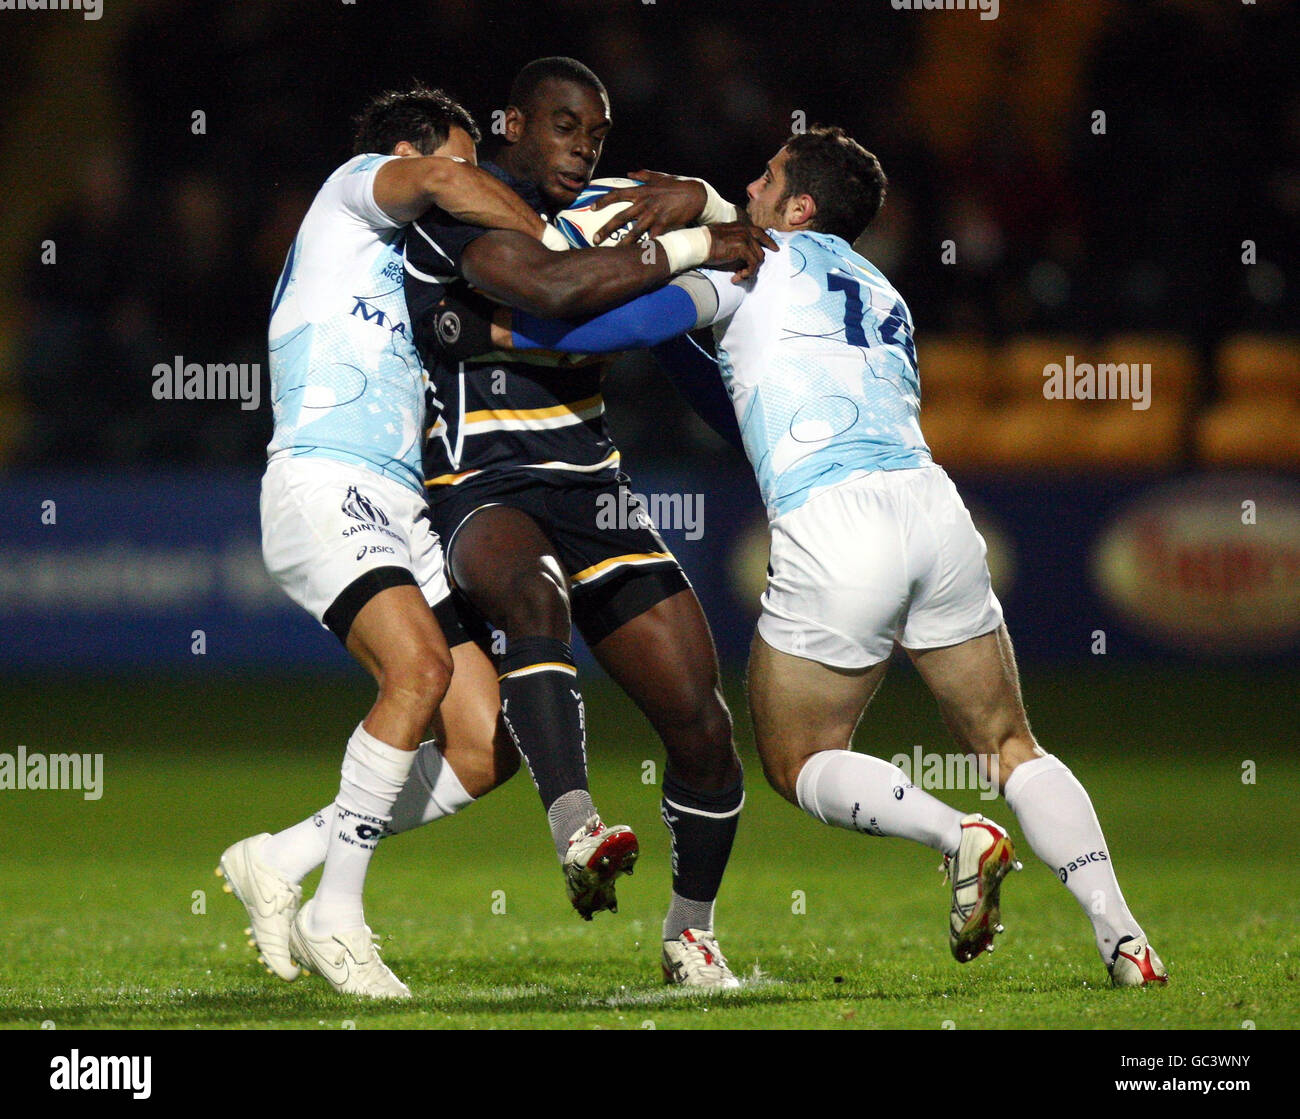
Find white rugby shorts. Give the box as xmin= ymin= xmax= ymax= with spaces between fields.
xmin=758 ymin=465 xmax=1004 ymax=668
xmin=260 ymin=455 xmax=452 ymax=639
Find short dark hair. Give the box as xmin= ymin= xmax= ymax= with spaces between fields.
xmin=507 ymin=56 xmax=607 ymax=114
xmin=352 ymin=84 xmax=481 ymax=156
xmin=781 ymin=126 xmax=887 ymax=242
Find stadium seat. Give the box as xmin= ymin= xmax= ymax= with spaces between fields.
xmin=1196 ymin=399 xmax=1300 ymax=467
xmin=975 ymin=400 xmax=1086 ymax=469
xmin=920 ymin=403 xmax=1002 ymax=471
xmin=1101 ymin=332 xmax=1200 ymax=405
xmin=915 ymin=335 xmax=992 ymax=408
xmin=1079 ymin=404 xmax=1186 ymax=468
xmin=993 ymin=335 xmax=1089 ymax=402
xmin=1215 ymin=334 xmax=1300 ymax=401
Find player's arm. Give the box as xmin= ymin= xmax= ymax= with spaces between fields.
xmin=430 ymin=273 xmax=745 ymax=450
xmin=590 ymin=169 xmax=742 ymax=244
xmin=504 ymin=270 xmax=735 ymax=352
xmin=460 ymin=222 xmax=772 ymax=320
xmin=373 ymin=156 xmax=561 ymax=242
xmin=649 ymin=334 xmax=744 ymax=452
xmin=432 ymin=271 xmax=735 ymax=356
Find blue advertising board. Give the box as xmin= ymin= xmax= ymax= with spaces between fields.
xmin=2 ymin=467 xmax=1297 ymax=671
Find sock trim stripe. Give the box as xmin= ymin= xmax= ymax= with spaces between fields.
xmin=662 ymin=794 xmax=745 ymax=821
xmin=498 ymin=661 xmax=578 ymax=682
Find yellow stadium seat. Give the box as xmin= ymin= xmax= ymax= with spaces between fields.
xmin=993 ymin=335 xmax=1089 ymax=402
xmin=1196 ymin=399 xmax=1300 ymax=467
xmin=1101 ymin=332 xmax=1200 ymax=405
xmin=1215 ymin=334 xmax=1300 ymax=401
xmin=979 ymin=400 xmax=1086 ymax=469
xmin=915 ymin=335 xmax=992 ymax=408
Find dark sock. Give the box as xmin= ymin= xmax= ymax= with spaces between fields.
xmin=660 ymin=769 xmax=744 ymax=938
xmin=498 ymin=636 xmax=591 ymax=846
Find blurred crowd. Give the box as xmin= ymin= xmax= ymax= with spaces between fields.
xmin=8 ymin=0 xmax=1298 ymax=469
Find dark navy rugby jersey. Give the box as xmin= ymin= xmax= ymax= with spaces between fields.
xmin=403 ymin=161 xmax=619 ymax=496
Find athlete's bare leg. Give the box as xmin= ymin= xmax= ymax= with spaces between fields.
xmin=345 ymin=583 xmax=454 ymax=752
xmin=591 ymin=588 xmax=738 ymax=791
xmin=428 ymin=638 xmax=520 ymax=797
xmin=904 ymin=625 xmax=1041 ymax=788
xmin=745 ymin=631 xmax=889 ymax=803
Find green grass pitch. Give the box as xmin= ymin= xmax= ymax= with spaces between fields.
xmin=1 ymin=664 xmax=1297 ymax=1030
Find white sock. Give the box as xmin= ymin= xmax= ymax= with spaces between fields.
xmin=308 ymin=724 xmax=415 ymax=934
xmin=795 ymin=749 xmax=964 ymax=855
xmin=260 ymin=810 xmax=332 ymax=883
xmin=261 ymin=739 xmax=474 ymax=882
xmin=1003 ymin=754 xmax=1142 ymax=963
xmin=389 ymin=739 xmax=475 ymax=832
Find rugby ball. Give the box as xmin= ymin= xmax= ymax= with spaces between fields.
xmin=554 ymin=177 xmax=644 ymax=248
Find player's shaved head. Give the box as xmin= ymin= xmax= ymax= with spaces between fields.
xmin=781 ymin=126 xmax=887 ymax=243
xmin=508 ymin=57 xmax=607 ymax=114
xmin=496 ymin=57 xmax=610 ymax=211
xmin=352 ymin=84 xmax=481 ymax=157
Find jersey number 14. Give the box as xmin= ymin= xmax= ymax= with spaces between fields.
xmin=828 ymin=274 xmax=917 ymax=370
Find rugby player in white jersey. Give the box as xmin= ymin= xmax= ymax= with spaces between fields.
xmin=451 ymin=126 xmax=1168 ymax=987
xmin=217 ymin=86 xmax=589 ymax=999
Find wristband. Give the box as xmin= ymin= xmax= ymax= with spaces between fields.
xmin=654 ymin=226 xmax=712 ymax=274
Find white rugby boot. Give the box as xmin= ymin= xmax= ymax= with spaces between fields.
xmin=662 ymin=928 xmax=741 ymax=989
xmin=562 ymin=815 xmax=640 ymax=920
xmin=287 ymin=898 xmax=411 ymax=999
xmin=1109 ymin=934 xmax=1169 ymax=987
xmin=942 ymin=813 xmax=1021 ymax=962
xmin=217 ymin=833 xmax=302 ymax=981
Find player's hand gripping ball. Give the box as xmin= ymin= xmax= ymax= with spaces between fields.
xmin=554 ymin=177 xmax=645 ymax=248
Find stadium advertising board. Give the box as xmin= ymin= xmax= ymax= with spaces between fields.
xmin=1 ymin=469 xmax=1296 ymax=669
xmin=1091 ymin=475 xmax=1300 ymax=656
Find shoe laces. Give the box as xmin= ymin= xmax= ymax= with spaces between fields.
xmin=569 ymin=814 xmax=604 ymax=849
xmin=685 ymin=931 xmax=726 ymax=969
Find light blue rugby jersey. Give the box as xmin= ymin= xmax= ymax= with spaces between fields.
xmin=266 ymin=153 xmax=426 ymax=493
xmin=704 ymin=230 xmax=931 ymax=519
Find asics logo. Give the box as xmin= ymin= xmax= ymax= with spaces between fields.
xmin=1057 ymin=849 xmax=1108 ymax=882
xmin=341 ymin=486 xmax=390 ymax=526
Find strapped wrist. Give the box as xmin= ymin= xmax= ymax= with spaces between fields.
xmin=654 ymin=226 xmax=712 ymax=274
xmin=540 ymin=222 xmax=571 ymax=251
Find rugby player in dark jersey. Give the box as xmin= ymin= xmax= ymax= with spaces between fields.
xmin=404 ymin=57 xmax=773 ymax=986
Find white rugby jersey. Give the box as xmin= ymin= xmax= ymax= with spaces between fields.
xmin=701 ymin=230 xmax=931 ymax=520
xmin=267 ymin=154 xmax=426 ymax=493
